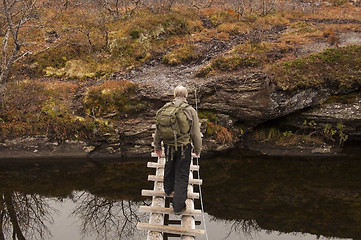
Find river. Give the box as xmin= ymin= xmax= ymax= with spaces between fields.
xmin=0 ymin=144 xmax=360 ymax=240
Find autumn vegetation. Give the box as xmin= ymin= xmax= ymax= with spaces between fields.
xmin=0 ymin=0 xmax=360 ymax=144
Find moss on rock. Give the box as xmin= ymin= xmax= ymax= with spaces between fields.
xmin=271 ymin=45 xmax=361 ymax=91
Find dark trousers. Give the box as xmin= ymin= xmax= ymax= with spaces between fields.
xmin=164 ymin=143 xmax=192 ymax=212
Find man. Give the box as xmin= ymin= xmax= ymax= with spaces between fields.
xmin=154 ymin=86 xmax=202 ymax=215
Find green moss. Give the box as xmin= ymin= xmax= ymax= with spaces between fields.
xmin=324 ymin=93 xmax=359 ymax=104
xmin=83 ymin=81 xmax=147 ymax=118
xmin=232 ymin=41 xmax=273 ymax=54
xmin=290 ymin=21 xmax=317 ymax=34
xmin=162 ymin=44 xmax=201 ymax=65
xmin=109 ymin=37 xmax=149 ymax=67
xmin=198 ymin=110 xmax=218 ymax=122
xmin=32 ymin=43 xmax=88 ymax=75
xmin=271 ymin=45 xmax=361 ymax=91
xmin=44 ymin=59 xmax=111 ymax=79
xmin=328 ymin=0 xmax=348 ymax=6
xmin=129 ymin=29 xmax=141 ymax=39
xmin=120 ymin=11 xmax=198 ymax=41
xmin=198 ymin=55 xmax=261 ymax=76
xmin=213 ymin=55 xmax=260 ymax=70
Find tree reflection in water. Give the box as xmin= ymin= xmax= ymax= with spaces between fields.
xmin=71 ymin=191 xmax=148 ymax=240
xmin=223 ymin=219 xmax=261 ymax=239
xmin=0 ymin=192 xmax=57 ymax=240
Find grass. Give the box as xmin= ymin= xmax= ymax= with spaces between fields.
xmin=20 ymin=5 xmax=295 ymax=80
xmin=0 ymin=80 xmax=146 ymax=143
xmin=14 ymin=4 xmax=358 ymax=81
xmin=250 ymin=124 xmax=346 ymax=147
xmin=271 ymin=45 xmax=361 ymax=91
xmin=2 ymin=4 xmax=361 ymax=145
xmin=162 ymin=44 xmax=201 ymax=65
xmin=3 ymin=1 xmax=359 ymax=81
xmin=197 ymin=40 xmax=284 ymax=76
xmin=84 ymin=80 xmax=147 ymax=118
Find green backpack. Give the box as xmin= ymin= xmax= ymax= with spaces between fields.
xmin=155 ymin=102 xmax=191 ymax=148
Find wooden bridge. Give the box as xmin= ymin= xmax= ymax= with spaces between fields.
xmin=137 ymin=129 xmax=206 ymax=240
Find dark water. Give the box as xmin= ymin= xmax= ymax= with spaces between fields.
xmin=0 ymin=145 xmax=360 ymax=240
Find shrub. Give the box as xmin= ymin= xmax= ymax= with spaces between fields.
xmin=0 ymin=80 xmax=115 ymax=142
xmin=202 ymin=9 xmax=238 ymax=27
xmin=206 ymin=121 xmax=237 ymax=144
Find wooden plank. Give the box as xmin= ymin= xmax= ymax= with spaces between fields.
xmin=151 ymin=124 xmax=156 ymax=129
xmin=139 ymin=206 xmax=202 ymax=216
xmin=168 ymin=220 xmax=201 ymax=226
xmin=164 ymin=233 xmax=181 ymax=238
xmin=151 ymin=152 xmax=164 ymax=158
xmin=141 ymin=190 xmax=199 ymax=199
xmin=148 ymin=175 xmax=202 ymax=185
xmin=151 ymin=152 xmax=199 ymax=158
xmin=147 ymin=162 xmax=199 ymax=171
xmin=191 ymin=153 xmax=198 ymax=158
xmin=137 ymin=223 xmax=205 ymax=237
xmin=147 ymin=155 xmax=166 ymax=240
xmin=182 ymin=169 xmax=196 ymax=240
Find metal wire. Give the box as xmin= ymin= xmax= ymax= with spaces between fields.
xmin=194 ymin=89 xmax=209 ymax=240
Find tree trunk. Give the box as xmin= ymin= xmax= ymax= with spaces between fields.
xmin=3 ymin=193 xmax=26 ymax=240
xmin=0 ymin=194 xmax=6 ymax=240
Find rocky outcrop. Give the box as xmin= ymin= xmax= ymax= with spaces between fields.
xmin=194 ymin=71 xmax=334 ymax=125
xmin=281 ymin=94 xmax=361 ymax=139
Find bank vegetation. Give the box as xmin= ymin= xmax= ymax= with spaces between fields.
xmin=0 ymin=0 xmax=360 ymax=153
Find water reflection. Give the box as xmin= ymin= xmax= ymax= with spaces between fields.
xmin=0 ymin=192 xmax=56 ymax=240
xmin=200 ymin=152 xmax=361 ymax=240
xmin=0 ymin=154 xmax=360 ymax=239
xmin=0 ymin=158 xmax=151 ymax=240
xmin=71 ymin=191 xmax=147 ymax=239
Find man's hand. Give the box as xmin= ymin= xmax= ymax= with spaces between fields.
xmin=155 ymin=150 xmax=162 ymax=157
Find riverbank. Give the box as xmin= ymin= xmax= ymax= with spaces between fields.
xmin=1 ymin=134 xmax=359 ymax=160
xmin=1 ymin=3 xmax=360 ymax=159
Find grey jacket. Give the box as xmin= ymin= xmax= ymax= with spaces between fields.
xmin=154 ymin=97 xmax=202 ymax=155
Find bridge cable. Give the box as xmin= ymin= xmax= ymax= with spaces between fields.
xmin=194 ymin=88 xmax=209 ymax=240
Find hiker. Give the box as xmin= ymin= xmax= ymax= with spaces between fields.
xmin=154 ymin=86 xmax=202 ymax=215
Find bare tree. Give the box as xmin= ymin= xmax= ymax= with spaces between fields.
xmin=0 ymin=192 xmax=57 ymax=240
xmin=72 ymin=191 xmax=148 ymax=240
xmin=261 ymin=0 xmax=276 ymax=16
xmin=143 ymin=0 xmax=178 ymax=13
xmin=223 ymin=219 xmax=261 ymax=239
xmin=192 ymin=0 xmax=214 ymax=9
xmin=0 ymin=0 xmax=39 ymax=84
xmin=92 ymin=0 xmax=143 ymax=18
